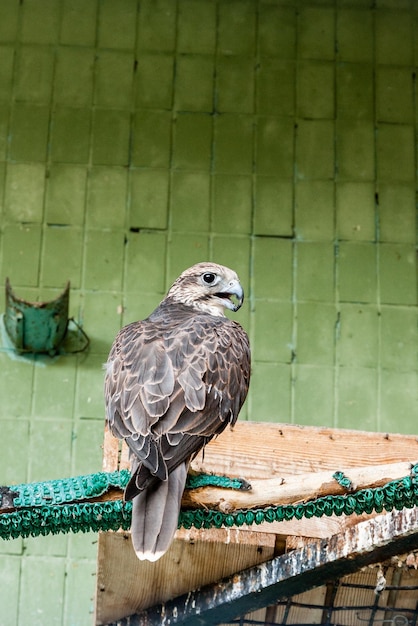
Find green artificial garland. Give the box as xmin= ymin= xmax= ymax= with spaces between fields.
xmin=0 ymin=465 xmax=417 ymax=541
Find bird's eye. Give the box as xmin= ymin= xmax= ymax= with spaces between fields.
xmin=202 ymin=272 xmax=216 ymax=284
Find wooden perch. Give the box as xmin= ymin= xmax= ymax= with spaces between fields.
xmin=2 ymin=460 xmax=413 ymax=517
xmin=95 ymin=423 xmax=418 ymax=623
xmin=181 ymin=460 xmax=416 ymax=512
xmin=99 ymin=425 xmax=418 ymax=515
xmin=71 ymin=460 xmax=417 ymax=514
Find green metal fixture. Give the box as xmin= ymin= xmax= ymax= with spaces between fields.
xmin=4 ymin=278 xmax=88 ymax=355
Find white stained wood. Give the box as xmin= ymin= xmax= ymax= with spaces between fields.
xmin=133 ymin=507 xmax=418 ymax=626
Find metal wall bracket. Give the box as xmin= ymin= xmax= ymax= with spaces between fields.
xmin=4 ymin=278 xmax=88 ymax=356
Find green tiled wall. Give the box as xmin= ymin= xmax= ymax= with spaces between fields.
xmin=0 ymin=0 xmax=417 ymax=624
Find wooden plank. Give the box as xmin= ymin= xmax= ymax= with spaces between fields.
xmin=100 ymin=424 xmax=417 ymax=539
xmin=121 ymin=507 xmax=418 ymax=626
xmin=102 ymin=427 xmax=119 ymax=473
xmin=190 ymin=422 xmax=418 ymax=479
xmin=106 ymin=422 xmax=418 ymax=480
xmin=92 ymin=460 xmax=417 ymax=516
xmin=95 ymin=527 xmax=275 ymax=625
xmin=251 ymin=513 xmax=371 ymax=539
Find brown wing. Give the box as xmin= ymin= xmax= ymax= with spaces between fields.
xmin=104 ymin=304 xmax=250 ymax=497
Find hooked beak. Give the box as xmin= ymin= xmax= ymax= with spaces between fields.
xmin=215 ymin=279 xmax=244 ymax=312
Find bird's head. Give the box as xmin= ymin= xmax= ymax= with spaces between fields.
xmin=166 ymin=262 xmax=245 ymax=317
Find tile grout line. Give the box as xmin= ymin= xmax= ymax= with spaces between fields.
xmin=207 ymin=0 xmax=216 ymax=263
xmin=372 ymin=5 xmax=382 ymax=434
xmin=247 ymin=0 xmax=260 ymax=423
xmin=166 ymin=0 xmax=180 ymax=288
xmin=12 ymin=3 xmax=27 ymax=622
xmin=122 ymin=0 xmax=142 ymax=319
xmin=290 ymin=2 xmax=299 ymax=426
xmin=333 ymin=1 xmax=339 ymax=430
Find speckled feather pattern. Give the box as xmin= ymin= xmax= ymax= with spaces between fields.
xmin=104 ymin=263 xmax=250 ymax=560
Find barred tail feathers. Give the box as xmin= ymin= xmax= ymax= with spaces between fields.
xmin=130 ymin=463 xmax=187 ymax=561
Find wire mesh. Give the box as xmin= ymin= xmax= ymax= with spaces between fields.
xmin=219 ymin=563 xmax=418 ymax=626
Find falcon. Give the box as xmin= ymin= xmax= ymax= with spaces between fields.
xmin=104 ymin=262 xmax=251 ymax=561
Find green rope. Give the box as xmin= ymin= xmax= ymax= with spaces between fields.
xmin=0 ymin=471 xmax=132 ymax=540
xmin=185 ymin=473 xmax=250 ymax=491
xmin=332 ymin=471 xmax=354 ymax=491
xmin=179 ymin=465 xmax=418 ymax=530
xmin=1 ymin=466 xmax=417 ymax=541
xmin=11 ymin=470 xmax=130 ymax=507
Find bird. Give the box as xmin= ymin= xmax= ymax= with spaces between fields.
xmin=104 ymin=262 xmax=251 ymax=561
